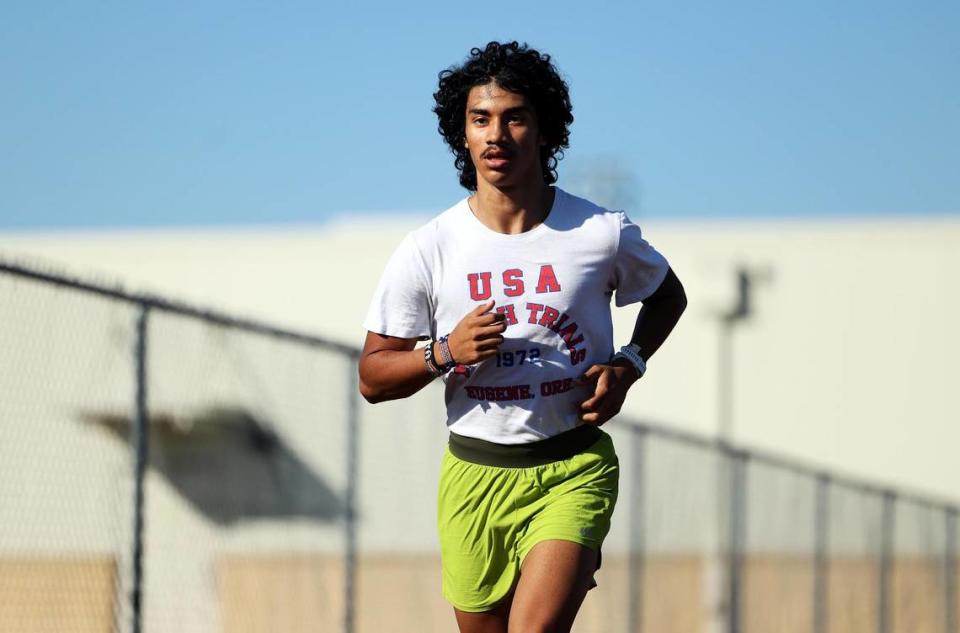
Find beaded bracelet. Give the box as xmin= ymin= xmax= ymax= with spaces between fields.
xmin=437 ymin=335 xmax=458 ymax=373
xmin=423 ymin=342 xmax=443 ymax=376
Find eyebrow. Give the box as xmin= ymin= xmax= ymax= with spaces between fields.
xmin=467 ymin=105 xmax=533 ymax=116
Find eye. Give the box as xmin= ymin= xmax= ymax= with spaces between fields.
xmin=472 ymin=116 xmax=488 ymax=126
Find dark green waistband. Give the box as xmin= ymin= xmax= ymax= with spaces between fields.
xmin=448 ymin=424 xmax=604 ymax=468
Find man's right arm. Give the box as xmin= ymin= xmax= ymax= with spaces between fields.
xmin=358 ymin=333 xmax=436 ymax=404
xmin=358 ymin=300 xmax=507 ymax=404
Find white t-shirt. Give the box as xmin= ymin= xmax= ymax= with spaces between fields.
xmin=363 ymin=187 xmax=669 ymax=444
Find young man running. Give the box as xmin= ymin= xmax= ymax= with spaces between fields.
xmin=359 ymin=41 xmax=686 ymax=633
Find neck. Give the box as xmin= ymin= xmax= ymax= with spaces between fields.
xmin=470 ymin=182 xmax=555 ymax=235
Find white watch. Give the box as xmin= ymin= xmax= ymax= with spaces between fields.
xmin=612 ymin=343 xmax=646 ymax=378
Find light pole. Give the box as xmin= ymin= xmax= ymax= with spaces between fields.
xmin=718 ymin=267 xmax=754 ymax=443
xmin=714 ymin=266 xmax=763 ymax=633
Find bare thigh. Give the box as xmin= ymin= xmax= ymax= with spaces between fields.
xmin=508 ymin=540 xmax=597 ymax=633
xmin=453 ymin=591 xmax=513 ymax=633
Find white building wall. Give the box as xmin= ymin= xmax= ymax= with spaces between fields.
xmin=3 ymin=215 xmax=958 ymax=505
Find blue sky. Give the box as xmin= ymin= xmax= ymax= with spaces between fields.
xmin=2 ymin=0 xmax=958 ymax=229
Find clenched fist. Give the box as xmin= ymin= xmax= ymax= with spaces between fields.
xmin=578 ymin=359 xmax=639 ymax=425
xmin=446 ymin=300 xmax=508 ymax=365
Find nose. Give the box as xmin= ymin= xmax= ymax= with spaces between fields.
xmin=485 ymin=116 xmax=510 ymax=144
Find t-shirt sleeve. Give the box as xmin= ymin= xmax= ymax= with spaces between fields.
xmin=362 ymin=233 xmax=434 ymax=339
xmin=611 ymin=212 xmax=670 ymax=307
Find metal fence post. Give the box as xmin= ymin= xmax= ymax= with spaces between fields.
xmin=946 ymin=507 xmax=957 ymax=633
xmin=344 ymin=357 xmax=360 ymax=633
xmin=627 ymin=426 xmax=647 ymax=633
xmin=814 ymin=474 xmax=830 ymax=633
xmin=879 ymin=491 xmax=896 ymax=633
xmin=727 ymin=449 xmax=747 ymax=633
xmin=131 ymin=304 xmax=149 ymax=633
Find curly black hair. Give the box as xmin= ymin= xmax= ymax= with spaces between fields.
xmin=433 ymin=41 xmax=573 ymax=191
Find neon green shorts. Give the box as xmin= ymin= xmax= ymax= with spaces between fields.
xmin=436 ymin=429 xmax=619 ymax=613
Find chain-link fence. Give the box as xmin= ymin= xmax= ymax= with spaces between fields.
xmin=1 ymin=259 xmax=958 ymax=633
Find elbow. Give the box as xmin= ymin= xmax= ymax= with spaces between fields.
xmin=676 ymin=286 xmax=688 ymax=314
xmin=655 ymin=273 xmax=688 ymax=318
xmin=670 ymin=288 xmax=688 ymax=326
xmin=358 ymin=378 xmax=384 ymax=404
xmin=358 ymin=359 xmax=385 ymax=404
xmin=669 ymin=271 xmax=688 ymax=315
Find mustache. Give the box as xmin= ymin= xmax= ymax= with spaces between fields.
xmin=481 ymin=146 xmax=513 ymax=159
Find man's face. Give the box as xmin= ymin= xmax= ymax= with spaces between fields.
xmin=464 ymin=82 xmax=544 ymax=190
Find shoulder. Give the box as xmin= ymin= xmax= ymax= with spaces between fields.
xmin=553 ymin=188 xmax=624 ymax=224
xmin=404 ymin=197 xmax=470 ymax=253
xmin=385 ymin=197 xmax=470 ymax=275
xmin=550 ymin=188 xmax=626 ymax=247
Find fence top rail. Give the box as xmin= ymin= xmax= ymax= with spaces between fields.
xmin=620 ymin=417 xmax=960 ymax=513
xmin=5 ymin=256 xmax=956 ymax=512
xmin=0 ymin=258 xmax=360 ymax=358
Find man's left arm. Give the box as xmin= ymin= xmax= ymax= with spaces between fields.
xmin=579 ymin=267 xmax=687 ymax=425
